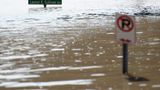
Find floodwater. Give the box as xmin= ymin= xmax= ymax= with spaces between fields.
xmin=0 ymin=0 xmax=160 ymax=90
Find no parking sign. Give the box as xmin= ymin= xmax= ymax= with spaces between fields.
xmin=115 ymin=14 xmax=136 ymax=44
xmin=115 ymin=14 xmax=136 ymax=74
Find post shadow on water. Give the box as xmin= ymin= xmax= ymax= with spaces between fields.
xmin=122 ymin=44 xmax=149 ymax=82
xmin=124 ymin=73 xmax=149 ymax=82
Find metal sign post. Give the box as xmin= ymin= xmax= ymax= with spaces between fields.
xmin=123 ymin=43 xmax=128 ymax=74
xmin=42 ymin=0 xmax=47 ymax=8
xmin=115 ymin=14 xmax=136 ymax=74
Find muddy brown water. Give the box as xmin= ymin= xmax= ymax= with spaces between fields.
xmin=0 ymin=15 xmax=160 ymax=90
xmin=0 ymin=0 xmax=160 ymax=90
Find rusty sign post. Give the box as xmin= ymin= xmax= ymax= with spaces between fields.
xmin=115 ymin=14 xmax=136 ymax=74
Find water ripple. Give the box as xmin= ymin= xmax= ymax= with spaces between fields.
xmin=1 ymin=79 xmax=95 ymax=88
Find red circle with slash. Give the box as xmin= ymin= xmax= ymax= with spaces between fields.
xmin=116 ymin=15 xmax=134 ymax=32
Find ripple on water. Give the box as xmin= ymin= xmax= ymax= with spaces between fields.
xmin=0 ymin=65 xmax=102 ymax=75
xmin=152 ymin=85 xmax=160 ymax=88
xmin=29 ymin=65 xmax=102 ymax=72
xmin=0 ymin=68 xmax=31 ymax=74
xmin=117 ymin=56 xmax=123 ymax=59
xmin=0 ymin=63 xmax=15 ymax=69
xmin=0 ymin=55 xmax=32 ymax=60
xmin=51 ymin=48 xmax=65 ymax=52
xmin=0 ymin=79 xmax=95 ymax=88
xmin=0 ymin=54 xmax=48 ymax=60
xmin=148 ymin=42 xmax=160 ymax=45
xmin=72 ymin=48 xmax=82 ymax=51
xmin=0 ymin=74 xmax=40 ymax=80
xmin=90 ymin=73 xmax=106 ymax=77
xmin=139 ymin=83 xmax=147 ymax=87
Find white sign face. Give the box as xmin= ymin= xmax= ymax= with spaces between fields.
xmin=115 ymin=14 xmax=136 ymax=44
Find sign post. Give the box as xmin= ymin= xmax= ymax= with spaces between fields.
xmin=123 ymin=43 xmax=128 ymax=74
xmin=115 ymin=14 xmax=136 ymax=74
